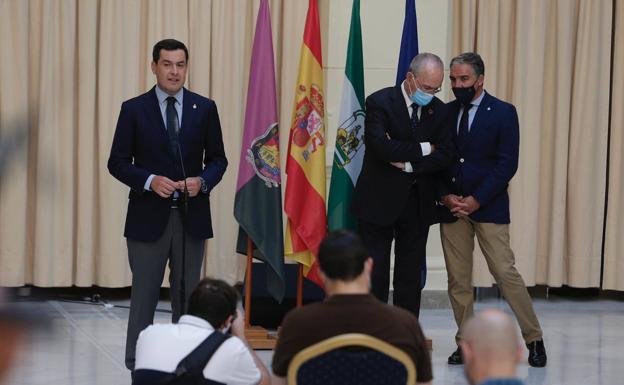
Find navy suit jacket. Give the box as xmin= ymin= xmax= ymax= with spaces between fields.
xmin=108 ymin=87 xmax=227 ymax=241
xmin=439 ymin=91 xmax=519 ymax=224
xmin=352 ymin=85 xmax=454 ymax=226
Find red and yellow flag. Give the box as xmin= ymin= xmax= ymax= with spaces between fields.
xmin=284 ymin=0 xmax=327 ymax=287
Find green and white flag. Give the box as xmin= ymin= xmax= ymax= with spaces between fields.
xmin=327 ymin=0 xmax=365 ymax=232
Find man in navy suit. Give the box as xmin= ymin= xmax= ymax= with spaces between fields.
xmin=108 ymin=39 xmax=227 ymax=370
xmin=352 ymin=53 xmax=454 ymax=318
xmin=439 ymin=52 xmax=546 ymax=367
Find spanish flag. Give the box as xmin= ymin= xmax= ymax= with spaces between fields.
xmin=284 ymin=0 xmax=326 ymax=287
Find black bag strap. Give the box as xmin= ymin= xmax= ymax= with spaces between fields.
xmin=173 ymin=331 xmax=230 ymax=379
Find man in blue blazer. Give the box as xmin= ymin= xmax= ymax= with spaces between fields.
xmin=108 ymin=39 xmax=227 ymax=370
xmin=438 ymin=53 xmax=546 ymax=367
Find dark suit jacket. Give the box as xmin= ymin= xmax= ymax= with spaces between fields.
xmin=438 ymin=91 xmax=519 ymax=224
xmin=107 ymin=87 xmax=227 ymax=241
xmin=351 ymin=85 xmax=454 ymax=226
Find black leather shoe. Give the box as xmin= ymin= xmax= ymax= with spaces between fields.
xmin=527 ymin=339 xmax=547 ymax=367
xmin=448 ymin=346 xmax=463 ymax=365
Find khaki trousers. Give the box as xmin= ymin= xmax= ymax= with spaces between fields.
xmin=440 ymin=217 xmax=542 ymax=343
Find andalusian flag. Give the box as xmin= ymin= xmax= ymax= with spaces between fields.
xmin=234 ymin=0 xmax=285 ymax=302
xmin=328 ymin=0 xmax=365 ymax=232
xmin=284 ymin=0 xmax=326 ymax=287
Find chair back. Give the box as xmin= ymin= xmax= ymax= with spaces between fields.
xmin=286 ymin=333 xmax=416 ymax=385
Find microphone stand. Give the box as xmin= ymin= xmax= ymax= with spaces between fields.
xmin=176 ymin=141 xmax=188 ymax=317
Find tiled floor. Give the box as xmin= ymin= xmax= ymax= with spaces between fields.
xmin=4 ymin=295 xmax=624 ymax=385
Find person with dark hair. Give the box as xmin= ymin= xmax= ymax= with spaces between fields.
xmin=108 ymin=38 xmax=228 ymax=370
xmin=351 ymin=52 xmax=454 ymax=319
xmin=271 ymin=230 xmax=433 ymax=385
xmin=438 ymin=52 xmax=547 ymax=367
xmin=152 ymin=38 xmax=189 ymax=63
xmin=133 ymin=278 xmax=269 ymax=385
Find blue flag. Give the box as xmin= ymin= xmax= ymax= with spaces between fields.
xmin=395 ymin=0 xmax=419 ymax=86
xmin=395 ymin=0 xmax=426 ymax=289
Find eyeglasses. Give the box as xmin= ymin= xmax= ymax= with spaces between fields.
xmin=408 ymin=73 xmax=441 ymax=94
xmin=415 ymin=78 xmax=441 ymax=94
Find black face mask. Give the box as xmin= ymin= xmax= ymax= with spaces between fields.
xmin=452 ymin=84 xmax=477 ymax=106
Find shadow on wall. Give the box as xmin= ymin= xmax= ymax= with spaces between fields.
xmin=0 ymin=113 xmax=29 ymax=182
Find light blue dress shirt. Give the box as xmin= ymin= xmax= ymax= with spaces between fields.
xmin=456 ymin=90 xmax=485 ymax=133
xmin=478 ymin=377 xmax=525 ymax=385
xmin=144 ymin=86 xmax=184 ymax=191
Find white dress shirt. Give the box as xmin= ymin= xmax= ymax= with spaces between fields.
xmin=134 ymin=315 xmax=261 ymax=385
xmin=400 ymin=82 xmax=432 ymax=173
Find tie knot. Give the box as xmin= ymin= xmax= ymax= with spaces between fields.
xmin=411 ymin=102 xmax=418 ymax=109
xmin=463 ymin=103 xmax=473 ymax=111
xmin=167 ymin=96 xmax=176 ymax=106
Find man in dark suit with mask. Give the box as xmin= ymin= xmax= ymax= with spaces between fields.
xmin=439 ymin=52 xmax=546 ymax=367
xmin=108 ymin=39 xmax=227 ymax=371
xmin=352 ymin=53 xmax=454 ymax=318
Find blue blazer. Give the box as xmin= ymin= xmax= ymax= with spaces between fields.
xmin=439 ymin=91 xmax=519 ymax=224
xmin=108 ymin=87 xmax=227 ymax=241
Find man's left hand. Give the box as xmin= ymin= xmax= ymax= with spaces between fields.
xmin=177 ymin=177 xmax=202 ymax=197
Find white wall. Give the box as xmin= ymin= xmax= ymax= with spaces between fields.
xmin=320 ymin=0 xmax=452 ymax=291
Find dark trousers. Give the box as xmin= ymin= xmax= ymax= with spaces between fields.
xmin=358 ymin=189 xmax=429 ymax=319
xmin=124 ymin=208 xmax=205 ymax=370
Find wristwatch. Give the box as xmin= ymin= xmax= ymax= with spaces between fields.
xmin=199 ymin=176 xmax=208 ymax=194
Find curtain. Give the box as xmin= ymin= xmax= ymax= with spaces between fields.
xmin=0 ymin=0 xmax=309 ymax=287
xmin=603 ymin=0 xmax=624 ymax=291
xmin=448 ymin=0 xmax=613 ymax=288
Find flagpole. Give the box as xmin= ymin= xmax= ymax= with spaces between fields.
xmin=296 ymin=264 xmax=304 ymax=307
xmin=242 ymin=236 xmax=278 ymax=349
xmin=245 ymin=238 xmax=253 ymax=328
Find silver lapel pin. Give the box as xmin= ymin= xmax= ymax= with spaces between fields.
xmin=193 ymin=104 xmax=197 ymax=109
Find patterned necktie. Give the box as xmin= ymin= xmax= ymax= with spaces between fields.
xmin=457 ymin=104 xmax=472 ymax=151
xmin=166 ymin=96 xmax=180 ymax=157
xmin=410 ymin=103 xmax=419 ymax=137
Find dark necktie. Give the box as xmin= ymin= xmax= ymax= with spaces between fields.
xmin=166 ymin=96 xmax=180 ymax=157
xmin=457 ymin=104 xmax=472 ymax=151
xmin=410 ymin=103 xmax=419 ymax=137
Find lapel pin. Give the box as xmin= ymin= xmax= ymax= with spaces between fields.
xmin=487 ymin=107 xmax=491 ymax=111
xmin=428 ymin=108 xmax=433 ymax=115
xmin=193 ymin=104 xmax=197 ymax=109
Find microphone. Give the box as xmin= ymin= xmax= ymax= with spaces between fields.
xmin=176 ymin=141 xmax=189 ymax=209
xmin=176 ymin=140 xmax=188 ymax=316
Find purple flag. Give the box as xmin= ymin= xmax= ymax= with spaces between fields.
xmin=234 ymin=0 xmax=285 ymax=302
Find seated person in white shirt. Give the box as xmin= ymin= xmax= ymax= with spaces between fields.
xmin=133 ymin=278 xmax=270 ymax=385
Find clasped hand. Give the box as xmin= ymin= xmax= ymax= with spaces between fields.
xmin=151 ymin=176 xmax=202 ymax=198
xmin=441 ymin=194 xmax=480 ymax=217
